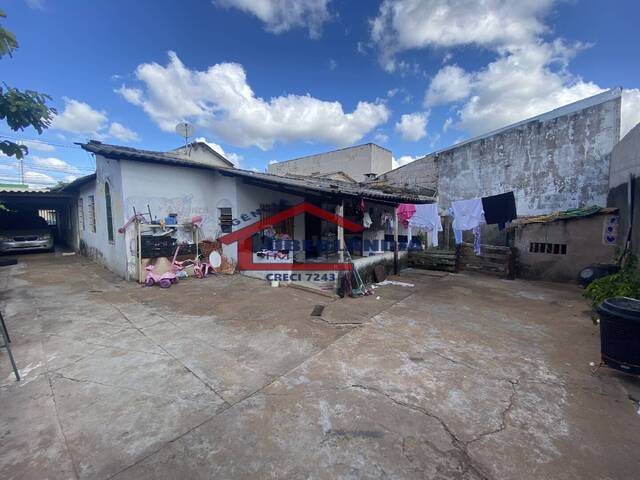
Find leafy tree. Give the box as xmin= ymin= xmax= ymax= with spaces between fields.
xmin=0 ymin=9 xmax=56 ymax=160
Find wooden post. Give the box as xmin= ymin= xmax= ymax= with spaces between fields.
xmin=336 ymin=201 xmax=344 ymax=263
xmin=393 ymin=206 xmax=399 ymax=274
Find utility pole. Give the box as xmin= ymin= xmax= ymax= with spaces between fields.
xmin=20 ymin=156 xmax=24 ymax=185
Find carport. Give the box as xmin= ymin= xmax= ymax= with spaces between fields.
xmin=0 ymin=188 xmax=77 ymax=250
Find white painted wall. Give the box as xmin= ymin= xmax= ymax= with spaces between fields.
xmin=119 ymin=159 xmax=238 ymax=280
xmin=76 ymin=156 xmax=127 ymax=277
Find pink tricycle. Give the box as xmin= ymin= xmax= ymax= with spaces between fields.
xmin=144 ymin=246 xmax=183 ymax=288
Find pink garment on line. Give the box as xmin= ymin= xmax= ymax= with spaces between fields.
xmin=397 ymin=203 xmax=416 ymax=227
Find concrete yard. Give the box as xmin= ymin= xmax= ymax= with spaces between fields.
xmin=1 ymin=254 xmax=639 ymax=480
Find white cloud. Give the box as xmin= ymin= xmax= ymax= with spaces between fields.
xmin=19 ymin=140 xmax=55 ymax=152
xmin=622 ymin=89 xmax=640 ymax=139
xmin=370 ymin=0 xmax=555 ymax=71
xmin=32 ymin=156 xmax=80 ymax=173
xmin=424 ymin=65 xmax=472 ymax=107
xmin=52 ymin=98 xmax=108 ymax=135
xmin=0 ymin=154 xmax=85 ymax=187
xmin=395 ymin=111 xmax=428 ymax=142
xmin=328 ymin=58 xmax=337 ymax=71
xmin=374 ymin=132 xmax=389 ymax=144
xmin=442 ymin=117 xmax=453 ymax=133
xmin=214 ymin=0 xmax=331 ymax=39
xmin=118 ymin=52 xmax=390 ymax=150
xmin=108 ymin=122 xmax=140 ymax=142
xmin=438 ymin=41 xmax=608 ymax=136
xmin=392 ymin=154 xmax=423 ymax=169
xmin=25 ymin=0 xmax=45 ymax=10
xmin=25 ymin=171 xmax=56 ymax=185
xmin=51 ymin=98 xmax=140 ymax=143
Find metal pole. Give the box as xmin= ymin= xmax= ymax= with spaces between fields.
xmin=337 ymin=201 xmax=345 ymax=263
xmin=0 ymin=310 xmax=20 ymax=381
xmin=393 ymin=206 xmax=399 ymax=275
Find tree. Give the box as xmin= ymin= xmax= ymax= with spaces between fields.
xmin=0 ymin=9 xmax=56 ymax=160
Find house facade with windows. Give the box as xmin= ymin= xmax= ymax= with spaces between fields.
xmin=64 ymin=141 xmax=432 ymax=283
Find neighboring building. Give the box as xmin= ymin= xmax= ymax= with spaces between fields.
xmin=63 ymin=141 xmax=431 ymax=283
xmin=374 ymin=89 xmax=623 ymax=217
xmin=268 ymin=143 xmax=393 ymax=183
xmin=607 ymin=122 xmax=640 ymax=257
xmin=169 ymin=141 xmax=235 ymax=168
xmin=514 ymin=209 xmax=619 ymax=282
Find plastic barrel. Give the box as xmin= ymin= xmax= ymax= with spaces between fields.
xmin=597 ymin=297 xmax=640 ymax=374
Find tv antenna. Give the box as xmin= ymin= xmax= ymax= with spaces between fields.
xmin=175 ymin=122 xmax=195 ymax=152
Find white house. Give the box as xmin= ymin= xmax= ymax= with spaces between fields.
xmin=63 ymin=141 xmax=433 ymax=286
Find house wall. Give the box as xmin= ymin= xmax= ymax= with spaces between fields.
xmin=514 ymin=214 xmax=618 ymax=282
xmin=379 ymin=93 xmax=621 ymax=217
xmin=77 ymin=156 xmax=127 ymax=277
xmin=235 ymin=182 xmax=305 ymax=281
xmin=268 ymin=144 xmax=392 ymax=182
xmin=607 ymin=122 xmax=640 ymax=257
xmin=119 ymin=158 xmax=238 ymax=280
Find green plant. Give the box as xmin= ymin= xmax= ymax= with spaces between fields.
xmin=0 ymin=9 xmax=56 ymax=159
xmin=584 ymin=255 xmax=640 ymax=309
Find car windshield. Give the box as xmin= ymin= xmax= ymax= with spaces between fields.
xmin=0 ymin=213 xmax=50 ymax=230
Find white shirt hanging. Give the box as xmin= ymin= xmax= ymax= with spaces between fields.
xmin=451 ymin=198 xmax=484 ymax=231
xmin=408 ymin=203 xmax=443 ymax=247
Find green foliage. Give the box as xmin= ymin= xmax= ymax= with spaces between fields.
xmin=0 ymin=10 xmax=18 ymax=58
xmin=584 ymin=255 xmax=640 ymax=309
xmin=0 ymin=9 xmax=56 ymax=159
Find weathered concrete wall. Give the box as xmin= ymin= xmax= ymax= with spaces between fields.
xmin=77 ymin=156 xmax=127 ymax=277
xmin=380 ymin=92 xmax=621 ymax=217
xmin=268 ymin=144 xmax=392 ymax=182
xmin=514 ymin=213 xmax=618 ymax=282
xmin=609 ymin=123 xmax=640 ymax=189
xmin=607 ymin=123 xmax=640 ymax=257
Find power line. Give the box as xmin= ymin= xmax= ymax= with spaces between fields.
xmin=0 ymin=159 xmax=93 ymax=176
xmin=0 ymin=134 xmax=83 ymax=150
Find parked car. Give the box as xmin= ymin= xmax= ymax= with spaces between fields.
xmin=0 ymin=212 xmax=54 ymax=253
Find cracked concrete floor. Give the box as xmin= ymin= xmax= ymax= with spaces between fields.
xmin=1 ymin=254 xmax=639 ymax=479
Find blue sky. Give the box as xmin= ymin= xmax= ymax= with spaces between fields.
xmin=1 ymin=0 xmax=639 ymax=187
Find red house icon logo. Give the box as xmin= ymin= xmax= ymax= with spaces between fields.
xmin=219 ymin=201 xmax=364 ymax=271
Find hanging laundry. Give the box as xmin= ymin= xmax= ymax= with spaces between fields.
xmin=473 ymin=225 xmax=481 ymax=256
xmin=447 ymin=207 xmax=463 ymax=245
xmin=451 ymin=198 xmax=484 ymax=231
xmin=481 ymin=191 xmax=517 ymax=230
xmin=382 ymin=212 xmax=394 ymax=234
xmin=359 ymin=198 xmax=366 ymax=213
xmin=409 ymin=203 xmax=443 ymax=247
xmin=363 ymin=211 xmax=373 ymax=228
xmin=397 ymin=203 xmax=416 ymax=227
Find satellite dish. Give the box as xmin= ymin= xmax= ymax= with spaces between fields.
xmin=175 ymin=122 xmax=195 ymax=139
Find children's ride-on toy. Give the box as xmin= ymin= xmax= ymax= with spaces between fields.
xmin=144 ymin=246 xmax=183 ymax=288
xmin=144 ymin=265 xmax=177 ymax=288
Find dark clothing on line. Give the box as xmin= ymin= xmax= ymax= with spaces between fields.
xmin=482 ymin=192 xmax=517 ymax=229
